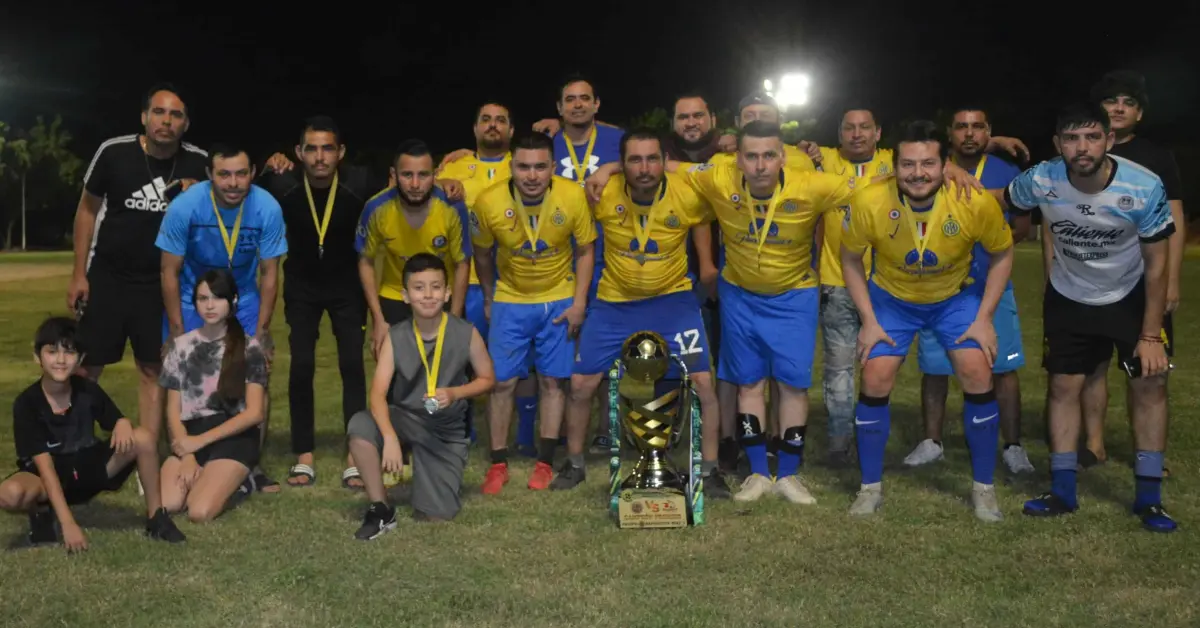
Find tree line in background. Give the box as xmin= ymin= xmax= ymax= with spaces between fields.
xmin=0 ymin=116 xmax=83 ymax=250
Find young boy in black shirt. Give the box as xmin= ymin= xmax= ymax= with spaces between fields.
xmin=0 ymin=317 xmax=185 ymax=550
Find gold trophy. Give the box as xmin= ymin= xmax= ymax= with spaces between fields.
xmin=607 ymin=331 xmax=704 ymax=529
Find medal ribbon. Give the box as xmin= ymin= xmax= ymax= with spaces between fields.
xmin=629 ymin=179 xmax=666 ymax=254
xmin=900 ymin=192 xmax=946 ymax=269
xmin=304 ymin=172 xmax=339 ymax=252
xmin=563 ymin=125 xmax=597 ymax=185
xmin=742 ymin=178 xmax=784 ymax=254
xmin=510 ymin=184 xmax=547 ymax=255
xmin=414 ymin=313 xmax=449 ymax=400
xmin=210 ymin=189 xmax=244 ymax=268
xmin=950 ymin=153 xmax=988 ymax=181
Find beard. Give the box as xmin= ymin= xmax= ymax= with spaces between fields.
xmin=898 ymin=177 xmax=940 ymax=205
xmin=1068 ymin=154 xmax=1105 ymax=177
xmin=672 ymin=129 xmax=716 ymax=153
xmin=480 ymin=133 xmax=506 ymax=152
xmin=399 ymin=186 xmax=434 ymax=207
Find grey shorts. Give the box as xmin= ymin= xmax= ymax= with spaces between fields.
xmin=348 ymin=407 xmax=470 ymax=520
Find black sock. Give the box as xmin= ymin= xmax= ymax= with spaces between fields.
xmin=490 ymin=448 xmax=509 ymax=465
xmin=538 ymin=438 xmax=558 ymax=465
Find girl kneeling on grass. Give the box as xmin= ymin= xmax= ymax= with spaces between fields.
xmin=159 ymin=270 xmax=269 ymax=521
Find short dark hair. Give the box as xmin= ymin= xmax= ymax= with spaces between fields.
xmin=840 ymin=105 xmax=878 ymax=125
xmin=619 ymin=129 xmax=664 ymax=163
xmin=402 ymin=253 xmax=448 ymax=287
xmin=948 ymin=106 xmax=990 ymax=124
xmin=1090 ymin=70 xmax=1149 ymax=109
xmin=1056 ymin=102 xmax=1111 ymax=135
xmin=208 ymin=142 xmax=251 ymax=168
xmin=673 ymin=92 xmax=710 ymax=115
xmin=142 ymin=82 xmax=187 ymax=115
xmin=475 ymin=101 xmax=512 ymax=123
xmin=737 ymin=120 xmax=784 ymax=150
xmin=893 ymin=120 xmax=949 ymax=166
xmin=34 ymin=316 xmax=81 ymax=355
xmin=510 ymin=133 xmax=555 ymax=156
xmin=393 ymin=139 xmax=432 ymax=166
xmin=299 ymin=115 xmax=341 ymax=146
xmin=559 ymin=74 xmax=597 ymax=101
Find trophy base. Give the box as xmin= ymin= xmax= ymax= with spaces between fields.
xmin=616 ymin=488 xmax=689 ymax=529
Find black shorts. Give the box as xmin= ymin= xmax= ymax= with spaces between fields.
xmin=14 ymin=442 xmax=135 ymax=505
xmin=1043 ymin=281 xmax=1151 ymax=375
xmin=78 ymin=267 xmax=164 ymax=366
xmin=185 ymin=414 xmax=261 ymax=469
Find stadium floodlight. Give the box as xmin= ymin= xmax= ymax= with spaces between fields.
xmin=763 ymin=73 xmax=810 ymax=111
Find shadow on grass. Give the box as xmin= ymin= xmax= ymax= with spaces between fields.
xmin=3 ymin=500 xmax=144 ymax=551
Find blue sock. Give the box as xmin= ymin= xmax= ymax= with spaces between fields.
xmin=1049 ymin=451 xmax=1078 ymax=508
xmin=854 ymin=394 xmax=891 ymax=485
xmin=962 ymin=391 xmax=1000 ymax=485
xmin=776 ymin=426 xmax=807 ymax=478
xmin=1134 ymin=450 xmax=1164 ymax=510
xmin=515 ymin=395 xmax=538 ymax=448
xmin=737 ymin=413 xmax=769 ymax=477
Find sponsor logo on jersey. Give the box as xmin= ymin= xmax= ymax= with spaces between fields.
xmin=125 ymin=179 xmax=171 ymax=212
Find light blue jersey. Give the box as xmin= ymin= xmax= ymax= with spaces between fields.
xmin=1007 ymin=155 xmax=1172 ymax=305
xmin=156 ymin=181 xmax=287 ymax=310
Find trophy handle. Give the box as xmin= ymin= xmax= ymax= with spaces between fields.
xmin=607 ymin=360 xmax=623 ymax=518
xmin=668 ymin=355 xmax=704 ymax=527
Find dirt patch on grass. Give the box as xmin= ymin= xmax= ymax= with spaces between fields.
xmin=0 ymin=263 xmax=72 ymax=283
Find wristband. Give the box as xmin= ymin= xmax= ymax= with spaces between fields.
xmin=1139 ymin=335 xmax=1164 ymax=343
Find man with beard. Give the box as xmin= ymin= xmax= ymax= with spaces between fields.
xmin=841 ymin=121 xmax=1013 ymax=521
xmin=1067 ymin=72 xmax=1186 ymax=471
xmin=156 ymin=142 xmax=288 ymax=492
xmin=1011 ymin=103 xmax=1176 ymax=533
xmin=675 ymin=122 xmax=867 ymax=503
xmin=357 ymin=140 xmax=470 ymax=343
xmin=67 ymin=84 xmax=208 ymax=448
xmin=557 ymin=129 xmax=728 ymax=495
xmin=471 ymin=133 xmax=595 ymax=493
xmin=256 ymin=116 xmax=386 ymax=489
xmin=438 ymin=103 xmax=540 ymax=458
xmin=904 ymin=107 xmax=1035 ymax=475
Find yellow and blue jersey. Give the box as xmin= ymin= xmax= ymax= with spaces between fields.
xmin=816 ymin=147 xmax=892 ymax=286
xmin=355 ymin=187 xmax=470 ymax=301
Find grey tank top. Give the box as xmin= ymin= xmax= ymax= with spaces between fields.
xmin=388 ymin=315 xmax=474 ymax=422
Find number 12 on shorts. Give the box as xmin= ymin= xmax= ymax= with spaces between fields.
xmin=674 ymin=329 xmax=702 ymax=355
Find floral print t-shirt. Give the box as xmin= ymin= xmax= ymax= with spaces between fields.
xmin=159 ymin=329 xmax=269 ymax=422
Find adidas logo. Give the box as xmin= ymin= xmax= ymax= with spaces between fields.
xmin=125 ymin=180 xmax=170 ymax=212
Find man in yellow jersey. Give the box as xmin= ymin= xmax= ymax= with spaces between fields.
xmin=676 ymin=121 xmax=863 ymax=504
xmin=437 ymin=103 xmax=541 ymax=457
xmin=840 ymin=120 xmax=1013 ymax=522
xmin=555 ymin=129 xmax=730 ymax=496
xmin=904 ymin=106 xmax=1035 ymax=475
xmin=470 ymin=134 xmax=595 ymax=494
xmin=357 ymin=139 xmax=470 ymax=357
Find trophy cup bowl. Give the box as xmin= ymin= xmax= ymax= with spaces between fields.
xmin=617 ymin=331 xmax=690 ymax=492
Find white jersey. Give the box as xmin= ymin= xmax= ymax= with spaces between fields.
xmin=1006 ymin=155 xmax=1173 ymax=305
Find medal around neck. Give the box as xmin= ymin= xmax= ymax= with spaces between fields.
xmin=606 ymin=331 xmax=705 ymax=529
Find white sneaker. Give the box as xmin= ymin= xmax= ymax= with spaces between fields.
xmin=774 ymin=475 xmax=817 ymax=505
xmin=972 ymin=483 xmax=1003 ymax=522
xmin=733 ymin=474 xmax=773 ymax=502
xmin=849 ymin=484 xmax=883 ymax=516
xmin=1002 ymin=445 xmax=1036 ymax=474
xmin=903 ymin=439 xmax=944 ymax=467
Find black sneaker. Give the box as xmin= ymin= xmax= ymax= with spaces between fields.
xmin=1022 ymin=492 xmax=1078 ymax=517
xmin=145 ymin=508 xmax=186 ymax=543
xmin=549 ymin=461 xmax=586 ymax=491
xmin=703 ymin=469 xmax=732 ymax=500
xmin=354 ymin=502 xmax=397 ymax=541
xmin=28 ymin=509 xmax=57 ymax=546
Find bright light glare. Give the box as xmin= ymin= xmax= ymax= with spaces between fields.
xmin=763 ymin=79 xmax=773 ymax=92
xmin=774 ymin=73 xmax=810 ymax=110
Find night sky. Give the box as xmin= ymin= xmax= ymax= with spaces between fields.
xmin=1 ymin=1 xmax=1196 ymax=176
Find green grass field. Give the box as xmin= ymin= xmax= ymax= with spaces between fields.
xmin=0 ymin=248 xmax=1196 ymax=628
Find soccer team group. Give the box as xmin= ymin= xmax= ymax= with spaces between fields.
xmin=0 ymin=68 xmax=1184 ymax=548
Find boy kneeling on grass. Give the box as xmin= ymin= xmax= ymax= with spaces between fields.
xmin=348 ymin=253 xmax=494 ymax=540
xmin=0 ymin=317 xmax=185 ymax=550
